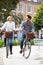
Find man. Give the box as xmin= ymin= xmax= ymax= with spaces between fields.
xmin=20 ymin=15 xmax=34 ymax=53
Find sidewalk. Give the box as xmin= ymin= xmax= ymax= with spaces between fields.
xmin=0 ymin=46 xmax=43 ymax=65
xmin=0 ymin=48 xmax=4 ymax=65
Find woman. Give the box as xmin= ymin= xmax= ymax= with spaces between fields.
xmin=1 ymin=16 xmax=15 ymax=55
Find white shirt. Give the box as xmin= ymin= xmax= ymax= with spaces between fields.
xmin=1 ymin=21 xmax=15 ymax=32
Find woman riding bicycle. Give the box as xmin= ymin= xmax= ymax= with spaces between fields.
xmin=0 ymin=16 xmax=15 ymax=55
xmin=20 ymin=15 xmax=35 ymax=54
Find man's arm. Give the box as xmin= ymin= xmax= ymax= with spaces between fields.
xmin=20 ymin=22 xmax=25 ymax=32
xmin=31 ymin=22 xmax=34 ymax=32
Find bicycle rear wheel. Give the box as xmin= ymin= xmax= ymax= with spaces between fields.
xmin=23 ymin=40 xmax=31 ymax=59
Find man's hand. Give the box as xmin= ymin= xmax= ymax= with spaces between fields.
xmin=20 ymin=27 xmax=24 ymax=32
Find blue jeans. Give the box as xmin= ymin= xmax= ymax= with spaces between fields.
xmin=8 ymin=38 xmax=13 ymax=45
xmin=8 ymin=37 xmax=13 ymax=53
xmin=20 ymin=34 xmax=26 ymax=49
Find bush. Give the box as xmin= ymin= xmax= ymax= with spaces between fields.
xmin=30 ymin=40 xmax=34 ymax=45
xmin=0 ymin=40 xmax=4 ymax=48
xmin=0 ymin=40 xmax=20 ymax=48
xmin=0 ymin=39 xmax=34 ymax=48
xmin=12 ymin=40 xmax=34 ymax=46
xmin=12 ymin=40 xmax=20 ymax=46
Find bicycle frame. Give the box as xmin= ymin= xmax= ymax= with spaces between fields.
xmin=22 ymin=32 xmax=34 ymax=59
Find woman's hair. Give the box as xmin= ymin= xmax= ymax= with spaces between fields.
xmin=7 ymin=16 xmax=12 ymax=21
xmin=27 ymin=15 xmax=32 ymax=19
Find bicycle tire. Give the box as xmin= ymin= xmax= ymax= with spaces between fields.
xmin=23 ymin=40 xmax=31 ymax=59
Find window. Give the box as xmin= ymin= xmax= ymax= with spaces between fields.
xmin=27 ymin=0 xmax=32 ymax=1
xmin=33 ymin=0 xmax=37 ymax=2
xmin=27 ymin=6 xmax=32 ymax=13
xmin=19 ymin=4 xmax=24 ymax=13
xmin=34 ymin=7 xmax=37 ymax=12
xmin=27 ymin=0 xmax=34 ymax=1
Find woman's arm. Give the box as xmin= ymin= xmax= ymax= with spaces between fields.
xmin=13 ymin=22 xmax=15 ymax=30
xmin=1 ymin=22 xmax=7 ymax=31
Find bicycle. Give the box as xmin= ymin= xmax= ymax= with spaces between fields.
xmin=0 ymin=31 xmax=9 ymax=57
xmin=0 ymin=29 xmax=20 ymax=58
xmin=5 ymin=32 xmax=13 ymax=58
xmin=22 ymin=32 xmax=34 ymax=59
xmin=0 ymin=31 xmax=13 ymax=58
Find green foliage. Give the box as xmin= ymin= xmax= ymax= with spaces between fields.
xmin=0 ymin=0 xmax=19 ymax=10
xmin=0 ymin=40 xmax=20 ymax=48
xmin=13 ymin=13 xmax=23 ymax=25
xmin=33 ymin=3 xmax=43 ymax=32
xmin=12 ymin=40 xmax=20 ymax=46
xmin=0 ymin=40 xmax=4 ymax=48
xmin=30 ymin=40 xmax=34 ymax=45
xmin=0 ymin=39 xmax=34 ymax=48
xmin=0 ymin=0 xmax=19 ymax=22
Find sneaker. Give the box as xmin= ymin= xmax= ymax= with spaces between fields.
xmin=10 ymin=52 xmax=13 ymax=55
xmin=20 ymin=50 xmax=22 ymax=54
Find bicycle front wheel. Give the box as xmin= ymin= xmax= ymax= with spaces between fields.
xmin=6 ymin=39 xmax=9 ymax=58
xmin=23 ymin=40 xmax=31 ymax=59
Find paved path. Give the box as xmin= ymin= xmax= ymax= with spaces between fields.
xmin=0 ymin=48 xmax=4 ymax=65
xmin=0 ymin=46 xmax=43 ymax=65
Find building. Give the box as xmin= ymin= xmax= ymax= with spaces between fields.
xmin=14 ymin=0 xmax=42 ymax=20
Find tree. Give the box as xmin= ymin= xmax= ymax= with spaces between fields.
xmin=0 ymin=0 xmax=20 ymax=22
xmin=12 ymin=13 xmax=23 ymax=25
xmin=33 ymin=3 xmax=43 ymax=32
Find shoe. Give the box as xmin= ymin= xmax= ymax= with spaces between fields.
xmin=20 ymin=49 xmax=22 ymax=54
xmin=10 ymin=52 xmax=13 ymax=55
xmin=6 ymin=56 xmax=8 ymax=58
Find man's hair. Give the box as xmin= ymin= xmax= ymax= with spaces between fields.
xmin=27 ymin=15 xmax=32 ymax=19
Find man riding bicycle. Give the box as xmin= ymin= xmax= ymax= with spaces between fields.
xmin=20 ymin=15 xmax=34 ymax=54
